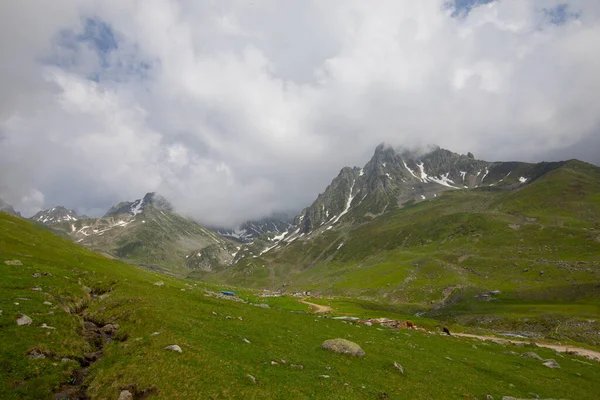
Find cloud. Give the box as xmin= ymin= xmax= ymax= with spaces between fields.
xmin=1 ymin=0 xmax=599 ymax=226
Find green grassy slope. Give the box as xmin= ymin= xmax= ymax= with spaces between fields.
xmin=2 ymin=212 xmax=600 ymax=399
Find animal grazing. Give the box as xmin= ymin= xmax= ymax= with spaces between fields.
xmin=443 ymin=326 xmax=451 ymax=335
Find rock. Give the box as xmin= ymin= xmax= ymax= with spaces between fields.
xmin=364 ymin=322 xmax=372 ymax=327
xmin=238 ymin=317 xmax=243 ymax=321
xmin=151 ymin=331 xmax=160 ymax=336
xmin=4 ymin=260 xmax=22 ymax=265
xmin=119 ymin=390 xmax=133 ymax=400
xmin=61 ymin=358 xmax=72 ymax=363
xmin=43 ymin=301 xmax=52 ymax=305
xmin=153 ymin=281 xmax=165 ymax=287
xmin=164 ymin=345 xmax=182 ymax=353
xmin=321 ymin=338 xmax=365 ymax=357
xmin=489 ymin=290 xmax=501 ymax=295
xmin=31 ymin=273 xmax=41 ymax=278
xmin=27 ymin=349 xmax=46 ymax=359
xmin=0 ymin=310 xmax=2 ymax=315
xmin=246 ymin=374 xmax=257 ymax=384
xmin=318 ymin=375 xmax=330 ymax=379
xmin=393 ymin=361 xmax=404 ymax=375
xmin=270 ymin=360 xmax=279 ymax=365
xmin=290 ymin=364 xmax=304 ymax=370
xmin=40 ymin=323 xmax=56 ymax=329
xmin=226 ymin=316 xmax=232 ymax=319
xmin=211 ymin=311 xmax=217 ymax=316
xmin=254 ymin=303 xmax=270 ymax=309
xmin=486 ymin=396 xmax=493 ymax=400
xmin=84 ymin=351 xmax=102 ymax=362
xmin=84 ymin=321 xmax=98 ymax=330
xmin=521 ymin=352 xmax=543 ymax=360
xmin=31 ymin=287 xmax=42 ymax=291
xmin=17 ymin=314 xmax=33 ymax=326
xmin=101 ymin=324 xmax=117 ymax=334
xmin=542 ymin=359 xmax=560 ymax=369
xmin=472 ymin=345 xmax=478 ymax=349
xmin=242 ymin=338 xmax=251 ymax=344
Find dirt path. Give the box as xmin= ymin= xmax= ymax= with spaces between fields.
xmin=453 ymin=332 xmax=600 ymax=362
xmin=300 ymin=298 xmax=332 ymax=313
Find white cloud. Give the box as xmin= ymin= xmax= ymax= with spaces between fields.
xmin=1 ymin=0 xmax=599 ymax=227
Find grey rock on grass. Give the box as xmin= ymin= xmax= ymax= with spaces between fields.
xmin=119 ymin=390 xmax=133 ymax=400
xmin=542 ymin=359 xmax=560 ymax=369
xmin=521 ymin=352 xmax=543 ymax=360
xmin=322 ymin=338 xmax=365 ymax=357
xmin=164 ymin=345 xmax=182 ymax=353
xmin=17 ymin=314 xmax=32 ymax=326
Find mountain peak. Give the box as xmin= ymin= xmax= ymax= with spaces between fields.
xmin=104 ymin=192 xmax=173 ymax=217
xmin=31 ymin=206 xmax=78 ymax=224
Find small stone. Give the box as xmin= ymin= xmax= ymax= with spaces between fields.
xmin=393 ymin=361 xmax=404 ymax=375
xmin=40 ymin=323 xmax=56 ymax=329
xmin=254 ymin=303 xmax=270 ymax=309
xmin=31 ymin=273 xmax=41 ymax=278
xmin=31 ymin=287 xmax=42 ymax=291
xmin=153 ymin=281 xmax=164 ymax=287
xmin=211 ymin=311 xmax=217 ymax=315
xmin=445 ymin=356 xmax=452 ymax=361
xmin=472 ymin=345 xmax=478 ymax=349
xmin=43 ymin=301 xmax=52 ymax=305
xmin=318 ymin=375 xmax=330 ymax=379
xmin=61 ymin=358 xmax=72 ymax=363
xmin=164 ymin=345 xmax=182 ymax=353
xmin=246 ymin=374 xmax=257 ymax=384
xmin=486 ymin=395 xmax=493 ymax=400
xmin=270 ymin=360 xmax=279 ymax=365
xmin=4 ymin=260 xmax=23 ymax=265
xmin=542 ymin=359 xmax=560 ymax=369
xmin=238 ymin=316 xmax=243 ymax=321
xmin=521 ymin=352 xmax=543 ymax=360
xmin=43 ymin=272 xmax=52 ymax=277
xmin=226 ymin=316 xmax=232 ymax=319
xmin=180 ymin=288 xmax=186 ymax=291
xmin=119 ymin=390 xmax=133 ymax=400
xmin=290 ymin=364 xmax=304 ymax=370
xmin=151 ymin=331 xmax=160 ymax=336
xmin=242 ymin=338 xmax=251 ymax=344
xmin=364 ymin=322 xmax=372 ymax=327
xmin=17 ymin=314 xmax=32 ymax=326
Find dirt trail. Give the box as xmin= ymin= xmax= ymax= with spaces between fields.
xmin=453 ymin=332 xmax=600 ymax=362
xmin=300 ymin=298 xmax=332 ymax=313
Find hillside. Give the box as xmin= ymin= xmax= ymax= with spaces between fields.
xmin=204 ymin=160 xmax=600 ymax=344
xmin=36 ymin=193 xmax=236 ymax=275
xmin=2 ymin=212 xmax=600 ymax=399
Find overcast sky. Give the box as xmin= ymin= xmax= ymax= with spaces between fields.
xmin=1 ymin=0 xmax=599 ymax=226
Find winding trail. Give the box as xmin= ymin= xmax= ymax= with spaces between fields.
xmin=300 ymin=298 xmax=332 ymax=313
xmin=453 ymin=332 xmax=600 ymax=362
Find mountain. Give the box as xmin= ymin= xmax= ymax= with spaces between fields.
xmin=0 ymin=198 xmax=20 ymax=217
xmin=215 ymin=213 xmax=294 ymax=242
xmin=36 ymin=192 xmax=237 ymax=275
xmin=202 ymin=148 xmax=600 ymax=330
xmin=31 ymin=206 xmax=80 ymax=224
xmin=290 ymin=145 xmax=560 ymax=236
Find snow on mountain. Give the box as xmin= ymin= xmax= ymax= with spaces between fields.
xmin=31 ymin=206 xmax=79 ymax=225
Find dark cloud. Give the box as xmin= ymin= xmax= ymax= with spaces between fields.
xmin=1 ymin=0 xmax=599 ymax=226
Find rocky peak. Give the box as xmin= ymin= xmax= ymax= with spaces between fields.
xmin=104 ymin=192 xmax=172 ymax=217
xmin=31 ymin=206 xmax=78 ymax=225
xmin=0 ymin=198 xmax=21 ymax=217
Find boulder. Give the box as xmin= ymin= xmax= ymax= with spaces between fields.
xmin=119 ymin=390 xmax=133 ymax=400
xmin=393 ymin=361 xmax=404 ymax=375
xmin=17 ymin=314 xmax=32 ymax=326
xmin=521 ymin=352 xmax=543 ymax=360
xmin=322 ymin=338 xmax=365 ymax=357
xmin=542 ymin=359 xmax=560 ymax=369
xmin=164 ymin=345 xmax=182 ymax=353
xmin=4 ymin=260 xmax=22 ymax=265
xmin=153 ymin=281 xmax=165 ymax=287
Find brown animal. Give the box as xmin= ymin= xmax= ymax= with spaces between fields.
xmin=406 ymin=320 xmax=416 ymax=329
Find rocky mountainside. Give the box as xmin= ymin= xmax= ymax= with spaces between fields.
xmin=31 ymin=206 xmax=80 ymax=224
xmin=215 ymin=213 xmax=294 ymax=242
xmin=0 ymin=198 xmax=20 ymax=217
xmin=288 ymin=145 xmax=562 ymax=237
xmin=35 ymin=193 xmax=237 ymax=275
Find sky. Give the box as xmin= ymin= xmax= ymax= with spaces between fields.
xmin=1 ymin=0 xmax=599 ymax=227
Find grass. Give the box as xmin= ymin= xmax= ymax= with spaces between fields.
xmin=2 ymin=213 xmax=600 ymax=399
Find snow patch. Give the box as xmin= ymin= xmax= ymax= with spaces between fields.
xmin=421 ymin=195 xmax=426 ymax=200
xmin=428 ymin=172 xmax=457 ymax=188
xmin=385 ymin=173 xmax=393 ymax=180
xmin=359 ymin=168 xmax=364 ymax=176
xmin=331 ymin=180 xmax=356 ymax=224
xmin=460 ymin=171 xmax=466 ymax=181
xmin=481 ymin=168 xmax=489 ymax=183
xmin=402 ymin=160 xmax=420 ymax=181
xmin=519 ymin=176 xmax=527 ymax=183
xmin=336 ymin=242 xmax=344 ymax=250
xmin=416 ymin=162 xmax=429 ymax=182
